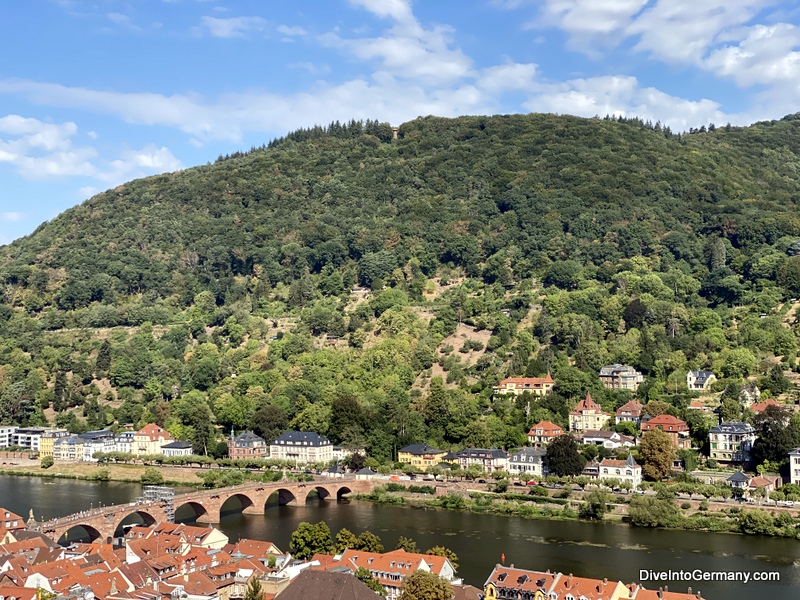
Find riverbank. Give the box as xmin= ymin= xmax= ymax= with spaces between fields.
xmin=0 ymin=462 xmax=206 ymax=487
xmin=356 ymin=485 xmax=800 ymax=540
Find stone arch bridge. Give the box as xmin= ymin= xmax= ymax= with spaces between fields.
xmin=38 ymin=478 xmax=380 ymax=544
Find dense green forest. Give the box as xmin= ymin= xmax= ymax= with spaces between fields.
xmin=1 ymin=112 xmax=800 ymax=464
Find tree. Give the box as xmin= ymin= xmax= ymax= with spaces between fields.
xmin=289 ymin=522 xmax=333 ymax=559
xmin=425 ymin=546 xmax=459 ymax=572
xmin=243 ymin=576 xmax=264 ymax=600
xmin=399 ymin=570 xmax=453 ymax=600
xmin=357 ymin=530 xmax=384 ymax=553
xmin=395 ymin=536 xmax=419 ymax=553
xmin=354 ymin=567 xmax=384 ymax=593
xmin=628 ymin=494 xmax=679 ymax=528
xmin=580 ymin=489 xmax=611 ymax=520
xmin=639 ymin=429 xmax=676 ymax=481
xmin=752 ymin=405 xmax=799 ymax=466
xmin=141 ymin=467 xmax=164 ymax=485
xmin=335 ymin=528 xmax=359 ymax=553
xmin=252 ymin=403 xmax=288 ymax=444
xmin=545 ymin=434 xmax=586 ymax=477
xmin=95 ymin=339 xmax=112 ymax=374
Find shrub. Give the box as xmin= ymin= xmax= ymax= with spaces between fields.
xmin=141 ymin=467 xmax=164 ymax=485
xmin=40 ymin=456 xmax=54 ymax=469
xmin=681 ymin=502 xmax=692 ymax=510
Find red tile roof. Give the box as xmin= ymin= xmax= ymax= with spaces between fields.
xmin=570 ymin=393 xmax=606 ymax=414
xmin=527 ymin=421 xmax=564 ymax=437
xmin=641 ymin=414 xmax=689 ymax=432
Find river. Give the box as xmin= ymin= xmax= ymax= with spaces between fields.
xmin=1 ymin=476 xmax=797 ymax=598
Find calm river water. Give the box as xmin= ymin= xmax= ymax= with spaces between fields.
xmin=2 ymin=476 xmax=798 ymax=599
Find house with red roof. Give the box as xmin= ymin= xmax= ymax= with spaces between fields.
xmin=615 ymin=400 xmax=643 ymax=426
xmin=569 ymin=393 xmax=611 ymax=432
xmin=133 ymin=424 xmax=175 ymax=455
xmin=641 ymin=414 xmax=691 ymax=449
xmin=313 ymin=548 xmax=458 ymax=600
xmin=527 ymin=421 xmax=564 ymax=446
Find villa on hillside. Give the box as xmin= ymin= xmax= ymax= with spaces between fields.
xmin=598 ymin=364 xmax=643 ymax=391
xmin=569 ymin=393 xmax=611 ymax=432
xmin=709 ymin=421 xmax=756 ymax=467
xmin=614 ymin=400 xmax=643 ymax=426
xmin=687 ymin=370 xmax=717 ymax=391
xmin=228 ymin=430 xmax=268 ymax=459
xmin=507 ymin=447 xmax=548 ymax=478
xmin=494 ymin=375 xmax=554 ymax=397
xmin=641 ymin=414 xmax=691 ymax=449
xmin=526 ymin=421 xmax=563 ymax=446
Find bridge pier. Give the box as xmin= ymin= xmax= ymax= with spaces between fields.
xmin=195 ymin=512 xmax=219 ymax=524
xmin=242 ymin=505 xmax=263 ymax=515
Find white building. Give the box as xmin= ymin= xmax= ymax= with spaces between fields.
xmin=790 ymin=448 xmax=800 ymax=486
xmin=0 ymin=427 xmax=17 ymax=448
xmin=597 ymin=455 xmax=642 ymax=489
xmin=270 ymin=431 xmax=333 ymax=465
xmin=11 ymin=428 xmax=48 ymax=452
xmin=687 ymin=370 xmax=716 ymax=391
xmin=161 ymin=441 xmax=194 ymax=457
xmin=507 ymin=447 xmax=547 ymax=478
xmin=114 ymin=431 xmax=134 ymax=453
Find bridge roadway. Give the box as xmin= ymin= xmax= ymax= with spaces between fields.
xmin=36 ymin=477 xmax=397 ymax=544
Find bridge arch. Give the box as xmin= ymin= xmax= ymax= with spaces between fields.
xmin=56 ymin=523 xmax=102 ymax=546
xmin=304 ymin=485 xmax=333 ymax=502
xmin=112 ymin=509 xmax=158 ymax=537
xmin=174 ymin=500 xmax=211 ymax=523
xmin=335 ymin=485 xmax=353 ymax=500
xmin=265 ymin=488 xmax=298 ymax=508
xmin=219 ymin=492 xmax=256 ymax=517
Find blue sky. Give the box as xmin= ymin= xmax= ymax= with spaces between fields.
xmin=2 ymin=0 xmax=800 ymax=244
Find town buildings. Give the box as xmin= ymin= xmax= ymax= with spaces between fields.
xmin=526 ymin=421 xmax=563 ymax=446
xmin=160 ymin=441 xmax=194 ymax=457
xmin=598 ymin=364 xmax=644 ymax=391
xmin=641 ymin=415 xmax=691 ymax=450
xmin=484 ymin=565 xmax=705 ymax=600
xmin=269 ymin=431 xmax=333 ymax=465
xmin=312 ymin=548 xmax=458 ymax=600
xmin=494 ymin=375 xmax=554 ymax=397
xmin=709 ymin=421 xmax=756 ymax=467
xmin=227 ymin=431 xmax=268 ymax=460
xmin=569 ymin=393 xmax=611 ymax=432
xmin=398 ymin=444 xmax=447 ymax=470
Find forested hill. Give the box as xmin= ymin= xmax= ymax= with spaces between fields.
xmin=3 ymin=112 xmax=800 ymax=311
xmin=1 ymin=112 xmax=800 ymax=462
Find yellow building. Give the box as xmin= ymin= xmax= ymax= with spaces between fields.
xmin=569 ymin=393 xmax=611 ymax=432
xmin=38 ymin=429 xmax=70 ymax=458
xmin=398 ymin=444 xmax=446 ymax=470
xmin=133 ymin=423 xmax=174 ymax=455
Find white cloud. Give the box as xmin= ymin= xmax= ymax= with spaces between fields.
xmin=347 ymin=0 xmax=414 ymax=23
xmin=537 ymin=0 xmax=648 ymax=46
xmin=277 ymin=25 xmax=307 ymax=37
xmin=324 ymin=3 xmax=473 ymax=86
xmin=479 ymin=63 xmax=538 ymax=93
xmin=523 ymin=75 xmax=732 ymax=131
xmin=0 ymin=113 xmax=182 ymax=187
xmin=704 ymin=22 xmax=800 ymax=87
xmin=200 ymin=16 xmax=267 ymax=38
xmin=0 ymin=212 xmax=24 ymax=222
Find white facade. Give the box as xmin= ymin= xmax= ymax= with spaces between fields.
xmin=114 ymin=431 xmax=134 ymax=453
xmin=0 ymin=427 xmax=18 ymax=448
xmin=270 ymin=431 xmax=333 ymax=465
xmin=11 ymin=428 xmax=47 ymax=452
xmin=790 ymin=448 xmax=800 ymax=486
xmin=507 ymin=448 xmax=547 ymax=478
xmin=597 ymin=455 xmax=642 ymax=489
